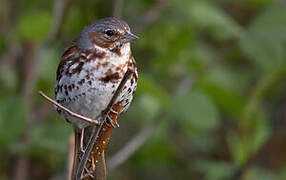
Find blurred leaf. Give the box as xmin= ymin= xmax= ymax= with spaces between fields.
xmin=228 ymin=113 xmax=270 ymax=165
xmin=132 ymin=135 xmax=175 ymax=167
xmin=137 ymin=75 xmax=170 ymax=108
xmin=0 ymin=96 xmax=27 ymax=145
xmin=30 ymin=121 xmax=72 ymax=153
xmin=240 ymin=4 xmax=286 ymax=71
xmin=136 ymin=94 xmax=161 ymax=123
xmin=0 ymin=35 xmax=4 ymax=50
xmin=194 ymin=160 xmax=236 ymax=180
xmin=171 ymin=90 xmax=219 ymax=131
xmin=188 ymin=1 xmax=242 ymax=40
xmin=140 ymin=21 xmax=195 ymax=74
xmin=199 ymin=66 xmax=252 ymax=93
xmin=185 ymin=133 xmax=217 ymax=154
xmin=197 ymin=66 xmax=248 ymax=117
xmin=246 ymin=0 xmax=277 ymax=7
xmin=0 ymin=63 xmax=18 ymax=91
xmin=37 ymin=48 xmax=59 ymax=93
xmin=184 ymin=45 xmax=212 ymax=72
xmin=17 ymin=11 xmax=52 ymax=42
xmin=278 ymin=166 xmax=286 ymax=179
xmin=243 ymin=167 xmax=277 ymax=180
xmin=63 ymin=7 xmax=91 ymax=38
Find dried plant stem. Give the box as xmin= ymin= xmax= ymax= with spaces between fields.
xmin=67 ymin=136 xmax=75 ymax=180
xmin=38 ymin=91 xmax=101 ymax=126
xmin=75 ymin=68 xmax=134 ymax=179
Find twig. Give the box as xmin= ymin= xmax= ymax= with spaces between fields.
xmin=14 ymin=41 xmax=37 ymax=180
xmin=67 ymin=136 xmax=75 ymax=180
xmin=107 ymin=123 xmax=154 ymax=170
xmin=75 ymin=68 xmax=134 ymax=179
xmin=49 ymin=0 xmax=71 ymax=42
xmin=38 ymin=91 xmax=101 ymax=126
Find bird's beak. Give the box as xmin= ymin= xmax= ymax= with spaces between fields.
xmin=120 ymin=32 xmax=139 ymax=43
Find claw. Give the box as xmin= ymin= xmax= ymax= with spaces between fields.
xmin=78 ymin=149 xmax=85 ymax=160
xmin=109 ymin=108 xmax=118 ymax=115
xmin=115 ymin=121 xmax=120 ymax=128
xmin=105 ymin=115 xmax=116 ymax=128
xmin=105 ymin=115 xmax=120 ymax=128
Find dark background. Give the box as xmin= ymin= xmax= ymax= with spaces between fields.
xmin=1 ymin=0 xmax=286 ymax=179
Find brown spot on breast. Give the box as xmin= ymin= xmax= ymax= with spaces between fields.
xmin=87 ymin=51 xmax=106 ymax=62
xmin=102 ymin=61 xmax=109 ymax=67
xmin=111 ymin=47 xmax=122 ymax=56
xmin=55 ymin=85 xmax=59 ymax=92
xmin=78 ymin=79 xmax=85 ymax=85
xmin=71 ymin=61 xmax=84 ymax=74
xmin=127 ymin=56 xmax=137 ymax=74
xmin=97 ymin=51 xmax=106 ymax=59
xmin=59 ymin=85 xmax=63 ymax=92
xmin=100 ymin=69 xmax=121 ymax=83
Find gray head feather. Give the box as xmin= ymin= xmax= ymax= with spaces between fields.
xmin=77 ymin=17 xmax=131 ymax=50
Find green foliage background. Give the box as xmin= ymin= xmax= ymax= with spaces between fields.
xmin=1 ymin=0 xmax=286 ymax=179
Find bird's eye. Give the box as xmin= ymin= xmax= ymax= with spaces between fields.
xmin=105 ymin=30 xmax=115 ymax=37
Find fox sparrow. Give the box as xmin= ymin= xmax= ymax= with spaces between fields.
xmin=55 ymin=17 xmax=138 ymax=179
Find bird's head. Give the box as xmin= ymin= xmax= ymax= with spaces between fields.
xmin=77 ymin=17 xmax=138 ymax=52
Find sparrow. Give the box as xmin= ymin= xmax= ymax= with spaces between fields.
xmin=55 ymin=17 xmax=138 ymax=179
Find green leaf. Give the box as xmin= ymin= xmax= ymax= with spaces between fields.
xmin=194 ymin=160 xmax=236 ymax=180
xmin=246 ymin=0 xmax=278 ymax=7
xmin=17 ymin=11 xmax=52 ymax=42
xmin=136 ymin=74 xmax=170 ymax=108
xmin=30 ymin=121 xmax=72 ymax=153
xmin=243 ymin=167 xmax=277 ymax=180
xmin=0 ymin=96 xmax=28 ymax=145
xmin=135 ymin=94 xmax=161 ymax=123
xmin=171 ymin=91 xmax=219 ymax=131
xmin=0 ymin=63 xmax=18 ymax=91
xmin=227 ymin=113 xmax=270 ymax=165
xmin=240 ymin=4 xmax=286 ymax=71
xmin=197 ymin=66 xmax=248 ymax=117
xmin=188 ymin=2 xmax=241 ymax=40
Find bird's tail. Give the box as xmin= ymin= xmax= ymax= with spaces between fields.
xmin=72 ymin=102 xmax=122 ymax=180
